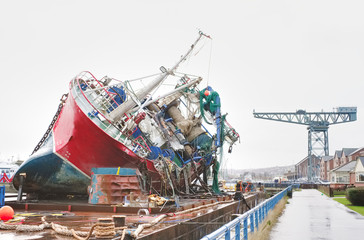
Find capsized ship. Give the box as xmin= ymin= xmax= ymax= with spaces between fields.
xmin=13 ymin=32 xmax=240 ymax=196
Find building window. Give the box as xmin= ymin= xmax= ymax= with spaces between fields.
xmin=337 ymin=176 xmax=347 ymax=183
xmin=357 ymin=173 xmax=364 ymax=182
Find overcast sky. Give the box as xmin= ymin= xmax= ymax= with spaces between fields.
xmin=1 ymin=0 xmax=364 ymax=169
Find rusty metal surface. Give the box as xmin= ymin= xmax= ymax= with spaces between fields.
xmin=89 ymin=174 xmax=142 ymax=204
xmin=139 ymin=193 xmax=264 ymax=240
xmin=7 ymin=197 xmax=222 ymax=214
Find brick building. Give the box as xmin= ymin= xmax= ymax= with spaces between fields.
xmin=295 ymin=155 xmax=320 ymax=180
xmin=320 ymin=156 xmax=333 ymax=181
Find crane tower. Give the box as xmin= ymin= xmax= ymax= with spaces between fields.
xmin=253 ymin=107 xmax=357 ymax=181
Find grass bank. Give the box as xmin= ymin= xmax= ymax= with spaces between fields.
xmin=333 ymin=197 xmax=364 ymax=216
xmin=249 ymin=196 xmax=288 ymax=240
xmin=318 ymin=189 xmax=329 ymax=197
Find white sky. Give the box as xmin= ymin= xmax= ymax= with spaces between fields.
xmin=1 ymin=0 xmax=364 ymax=169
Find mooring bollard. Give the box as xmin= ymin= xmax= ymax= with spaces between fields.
xmin=113 ymin=215 xmax=126 ymax=228
xmin=96 ymin=217 xmax=115 ymax=239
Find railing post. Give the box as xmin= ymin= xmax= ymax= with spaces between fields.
xmin=225 ymin=227 xmax=231 ymax=239
xmin=250 ymin=213 xmax=254 ymax=232
xmin=235 ymin=222 xmax=241 ymax=240
xmin=243 ymin=218 xmax=248 ymax=240
xmin=269 ymin=199 xmax=272 ymax=212
xmin=255 ymin=210 xmax=259 ymax=230
xmin=259 ymin=207 xmax=262 ymax=223
xmin=265 ymin=202 xmax=268 ymax=218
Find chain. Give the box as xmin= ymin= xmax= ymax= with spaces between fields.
xmin=31 ymin=94 xmax=69 ymax=155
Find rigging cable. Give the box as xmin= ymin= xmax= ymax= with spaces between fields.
xmin=207 ymin=38 xmax=213 ymax=87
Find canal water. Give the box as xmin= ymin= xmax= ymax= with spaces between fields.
xmin=270 ymin=189 xmax=364 ymax=240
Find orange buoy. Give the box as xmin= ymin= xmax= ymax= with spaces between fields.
xmin=0 ymin=206 xmax=14 ymax=221
xmin=204 ymin=89 xmax=210 ymax=96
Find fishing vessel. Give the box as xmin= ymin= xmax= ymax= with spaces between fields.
xmin=12 ymin=32 xmax=240 ymax=197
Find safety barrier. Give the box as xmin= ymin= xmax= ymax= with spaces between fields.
xmin=0 ymin=185 xmax=5 ymax=207
xmin=201 ymin=185 xmax=292 ymax=240
xmin=0 ymin=173 xmax=12 ymax=183
xmin=263 ymin=182 xmax=300 ymax=189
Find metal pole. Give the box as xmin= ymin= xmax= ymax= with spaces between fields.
xmin=308 ymin=128 xmax=312 ymax=181
xmin=17 ymin=173 xmax=26 ymax=202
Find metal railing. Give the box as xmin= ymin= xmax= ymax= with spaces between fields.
xmin=71 ymin=72 xmax=151 ymax=158
xmin=0 ymin=185 xmax=5 ymax=207
xmin=201 ymin=186 xmax=292 ymax=240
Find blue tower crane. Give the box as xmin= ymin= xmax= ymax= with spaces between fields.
xmin=253 ymin=107 xmax=357 ymax=181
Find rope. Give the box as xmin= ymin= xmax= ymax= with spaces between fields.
xmin=132 ymin=214 xmax=168 ymax=238
xmin=16 ymin=223 xmax=50 ymax=232
xmin=0 ymin=215 xmax=122 ymax=239
xmin=207 ymin=39 xmax=213 ymax=87
xmin=0 ymin=223 xmax=17 ymax=230
xmin=71 ymin=224 xmax=97 ymax=240
xmin=124 ymin=73 xmax=162 ymax=83
xmin=120 ymin=228 xmax=126 ymax=240
xmin=95 ymin=223 xmax=116 ymax=239
xmin=51 ymin=222 xmax=89 ymax=237
xmin=70 ymin=221 xmax=115 ymax=240
xmin=0 ymin=216 xmax=52 ymax=232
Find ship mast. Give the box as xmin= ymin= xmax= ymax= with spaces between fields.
xmin=107 ymin=31 xmax=211 ymax=123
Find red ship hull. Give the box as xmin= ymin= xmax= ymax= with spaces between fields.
xmin=54 ymin=90 xmax=158 ymax=177
xmin=13 ymin=86 xmax=161 ymax=195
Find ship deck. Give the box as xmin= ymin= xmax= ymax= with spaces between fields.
xmin=1 ymin=192 xmax=265 ymax=239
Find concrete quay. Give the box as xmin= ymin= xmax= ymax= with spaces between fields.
xmin=270 ymin=189 xmax=364 ymax=240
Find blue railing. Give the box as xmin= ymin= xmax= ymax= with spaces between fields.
xmin=201 ymin=186 xmax=292 ymax=240
xmin=0 ymin=185 xmax=5 ymax=207
xmin=263 ymin=182 xmax=300 ymax=189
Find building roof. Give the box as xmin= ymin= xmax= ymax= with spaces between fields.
xmin=334 ymin=150 xmax=342 ymax=158
xmin=341 ymin=148 xmax=358 ymax=156
xmin=321 ymin=156 xmax=334 ymax=162
xmin=295 ymin=154 xmax=319 ymax=166
xmin=349 ymin=147 xmax=364 ymax=156
xmin=357 ymin=156 xmax=364 ymax=167
xmin=332 ymin=160 xmax=356 ymax=172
